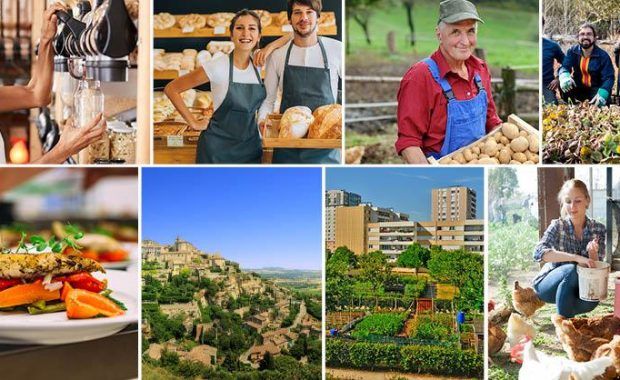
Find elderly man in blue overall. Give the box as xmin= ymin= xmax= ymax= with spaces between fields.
xmin=396 ymin=0 xmax=502 ymax=164
xmin=258 ymin=0 xmax=342 ymax=164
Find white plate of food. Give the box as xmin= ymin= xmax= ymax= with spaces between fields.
xmin=0 ymin=256 xmax=138 ymax=345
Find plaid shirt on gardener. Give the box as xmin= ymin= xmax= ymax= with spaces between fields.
xmin=532 ymin=216 xmax=606 ymax=285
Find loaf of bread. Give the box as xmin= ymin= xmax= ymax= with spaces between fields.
xmin=252 ymin=10 xmax=272 ymax=28
xmin=308 ymin=104 xmax=342 ymax=139
xmin=178 ymin=14 xmax=206 ymax=32
xmin=206 ymin=12 xmax=235 ymax=28
xmin=154 ymin=13 xmax=176 ymax=30
xmin=279 ymin=106 xmax=314 ymax=139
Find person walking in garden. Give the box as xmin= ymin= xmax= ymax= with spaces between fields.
xmin=542 ymin=17 xmax=565 ymax=105
xmin=559 ymin=23 xmax=615 ymax=107
xmin=395 ymin=0 xmax=502 ymax=164
xmin=532 ymin=179 xmax=606 ymax=318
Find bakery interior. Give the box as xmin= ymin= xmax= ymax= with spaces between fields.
xmin=0 ymin=0 xmax=149 ymax=164
xmin=153 ymin=0 xmax=343 ymax=164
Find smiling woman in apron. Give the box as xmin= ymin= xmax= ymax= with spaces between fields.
xmin=164 ymin=9 xmax=291 ymax=164
xmin=0 ymin=3 xmax=105 ymax=164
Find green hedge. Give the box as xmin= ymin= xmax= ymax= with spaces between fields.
xmin=326 ymin=339 xmax=482 ymax=378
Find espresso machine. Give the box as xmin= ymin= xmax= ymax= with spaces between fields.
xmin=51 ymin=0 xmax=138 ymax=164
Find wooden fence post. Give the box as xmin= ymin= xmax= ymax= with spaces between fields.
xmin=500 ymin=67 xmax=516 ymax=119
xmin=387 ymin=31 xmax=396 ymax=54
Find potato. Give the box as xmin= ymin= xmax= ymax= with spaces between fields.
xmin=519 ymin=130 xmax=529 ymax=137
xmin=453 ymin=152 xmax=466 ymax=164
xmin=478 ymin=157 xmax=499 ymax=164
xmin=484 ymin=139 xmax=498 ymax=156
xmin=463 ymin=148 xmax=474 ymax=162
xmin=531 ymin=154 xmax=539 ymax=164
xmin=528 ymin=134 xmax=539 ymax=153
xmin=523 ymin=160 xmax=535 ymax=165
xmin=512 ymin=152 xmax=527 ymax=163
xmin=498 ymin=149 xmax=511 ymax=164
xmin=469 ymin=159 xmax=478 ymax=164
xmin=500 ymin=136 xmax=509 ymax=145
xmin=494 ymin=133 xmax=503 ymax=143
xmin=510 ymin=136 xmax=529 ymax=153
xmin=479 ymin=154 xmax=490 ymax=159
xmin=509 ymin=160 xmax=522 ymax=165
xmin=501 ymin=123 xmax=520 ymax=140
xmin=439 ymin=156 xmax=452 ymax=164
xmin=472 ymin=146 xmax=481 ymax=155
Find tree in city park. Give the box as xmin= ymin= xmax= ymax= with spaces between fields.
xmin=359 ymin=250 xmax=391 ymax=293
xmin=397 ymin=243 xmax=429 ymax=269
xmin=326 ymin=246 xmax=355 ymax=310
xmin=428 ymin=248 xmax=484 ymax=311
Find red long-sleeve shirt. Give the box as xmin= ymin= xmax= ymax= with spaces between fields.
xmin=396 ymin=49 xmax=502 ymax=155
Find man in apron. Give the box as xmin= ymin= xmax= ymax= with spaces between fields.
xmin=395 ymin=0 xmax=502 ymax=164
xmin=196 ymin=54 xmax=266 ymax=164
xmin=258 ymin=0 xmax=342 ymax=164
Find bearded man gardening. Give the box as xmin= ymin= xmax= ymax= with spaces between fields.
xmin=559 ymin=23 xmax=614 ymax=107
xmin=258 ymin=0 xmax=342 ymax=164
xmin=396 ymin=0 xmax=502 ymax=164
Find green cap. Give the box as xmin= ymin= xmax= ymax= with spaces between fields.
xmin=438 ymin=0 xmax=484 ymax=24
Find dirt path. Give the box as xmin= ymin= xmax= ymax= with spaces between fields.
xmin=327 ymin=368 xmax=477 ymax=380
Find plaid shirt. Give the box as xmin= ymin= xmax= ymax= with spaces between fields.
xmin=532 ymin=216 xmax=606 ymax=285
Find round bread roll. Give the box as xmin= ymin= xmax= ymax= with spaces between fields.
xmin=274 ymin=11 xmax=289 ymax=27
xmin=178 ymin=14 xmax=207 ymax=31
xmin=308 ymin=104 xmax=342 ymax=139
xmin=279 ymin=106 xmax=314 ymax=139
xmin=318 ymin=13 xmax=336 ymax=27
xmin=154 ymin=12 xmax=176 ymax=30
xmin=194 ymin=92 xmax=213 ymax=109
xmin=206 ymin=12 xmax=235 ymax=28
xmin=252 ymin=10 xmax=273 ymax=28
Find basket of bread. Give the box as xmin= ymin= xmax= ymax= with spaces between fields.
xmin=153 ymin=91 xmax=214 ymax=141
xmin=428 ymin=114 xmax=539 ymax=165
xmin=262 ymin=104 xmax=342 ymax=149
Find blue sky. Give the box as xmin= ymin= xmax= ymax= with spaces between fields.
xmin=326 ymin=168 xmax=484 ymax=220
xmin=142 ymin=168 xmax=322 ymax=270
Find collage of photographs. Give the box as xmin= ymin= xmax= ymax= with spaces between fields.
xmin=1 ymin=0 xmax=620 ymax=379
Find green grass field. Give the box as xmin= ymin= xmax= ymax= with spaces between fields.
xmin=347 ymin=0 xmax=538 ymax=71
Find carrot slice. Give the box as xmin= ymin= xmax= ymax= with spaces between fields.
xmin=61 ymin=282 xmax=73 ymax=302
xmin=0 ymin=281 xmax=60 ymax=308
xmin=65 ymin=289 xmax=124 ymax=319
xmin=98 ymin=250 xmax=128 ymax=262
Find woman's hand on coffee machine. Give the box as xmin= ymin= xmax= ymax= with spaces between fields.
xmin=41 ymin=3 xmax=66 ymax=43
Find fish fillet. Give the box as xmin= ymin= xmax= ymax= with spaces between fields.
xmin=0 ymin=254 xmax=105 ymax=279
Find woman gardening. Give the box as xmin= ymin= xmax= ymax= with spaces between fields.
xmin=532 ymin=179 xmax=607 ymax=318
xmin=164 ymin=9 xmax=290 ymax=164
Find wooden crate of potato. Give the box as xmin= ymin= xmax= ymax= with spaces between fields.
xmin=428 ymin=114 xmax=539 ymax=165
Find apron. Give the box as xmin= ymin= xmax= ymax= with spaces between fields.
xmin=272 ymin=38 xmax=340 ymax=164
xmin=422 ymin=57 xmax=487 ymax=159
xmin=196 ymin=54 xmax=266 ymax=164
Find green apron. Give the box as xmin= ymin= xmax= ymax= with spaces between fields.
xmin=273 ymin=38 xmax=341 ymax=164
xmin=196 ymin=54 xmax=266 ymax=164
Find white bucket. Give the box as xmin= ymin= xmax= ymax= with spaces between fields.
xmin=577 ymin=261 xmax=610 ymax=301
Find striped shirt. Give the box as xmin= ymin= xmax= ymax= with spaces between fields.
xmin=532 ymin=216 xmax=606 ymax=285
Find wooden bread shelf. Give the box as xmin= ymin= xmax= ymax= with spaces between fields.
xmin=428 ymin=114 xmax=539 ymax=165
xmin=154 ymin=68 xmax=266 ymax=80
xmin=154 ymin=13 xmax=337 ymax=38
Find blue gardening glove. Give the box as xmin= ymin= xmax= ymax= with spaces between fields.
xmin=559 ymin=72 xmax=576 ymax=92
xmin=590 ymin=88 xmax=609 ymax=107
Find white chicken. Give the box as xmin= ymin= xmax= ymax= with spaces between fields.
xmin=508 ymin=313 xmax=536 ymax=347
xmin=514 ymin=340 xmax=612 ymax=380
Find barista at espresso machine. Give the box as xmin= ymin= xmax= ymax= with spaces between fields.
xmin=52 ymin=0 xmax=139 ymax=164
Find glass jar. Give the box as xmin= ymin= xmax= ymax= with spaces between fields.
xmin=74 ymin=79 xmax=104 ymax=129
xmin=88 ymin=128 xmax=110 ymax=163
xmin=109 ymin=121 xmax=136 ymax=164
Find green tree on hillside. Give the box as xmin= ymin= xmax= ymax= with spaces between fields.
xmin=403 ymin=0 xmax=415 ymax=46
xmin=359 ymin=250 xmax=391 ymax=294
xmin=346 ymin=0 xmax=386 ymax=53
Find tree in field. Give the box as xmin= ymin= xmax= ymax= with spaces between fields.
xmin=326 ymin=247 xmax=354 ymax=310
xmin=428 ymin=248 xmax=483 ymax=311
xmin=346 ymin=0 xmax=385 ymax=53
xmin=332 ymin=246 xmax=358 ymax=268
xmin=402 ymin=0 xmax=415 ymax=46
xmin=358 ymin=250 xmax=391 ymax=294
xmin=259 ymin=351 xmax=275 ymax=370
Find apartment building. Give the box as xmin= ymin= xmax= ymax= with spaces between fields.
xmin=325 ymin=190 xmax=361 ymax=251
xmin=431 ymin=187 xmax=477 ymax=222
xmin=367 ymin=219 xmax=484 ymax=261
xmin=334 ymin=204 xmax=408 ymax=255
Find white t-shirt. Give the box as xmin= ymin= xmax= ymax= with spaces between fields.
xmin=258 ymin=37 xmax=342 ymax=122
xmin=0 ymin=134 xmax=5 ymax=164
xmin=201 ymin=54 xmax=262 ymax=112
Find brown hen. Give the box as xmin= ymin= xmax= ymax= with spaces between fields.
xmin=553 ymin=314 xmax=620 ymax=362
xmin=488 ymin=321 xmax=507 ymax=355
xmin=591 ymin=335 xmax=620 ymax=380
xmin=513 ymin=280 xmax=545 ymax=318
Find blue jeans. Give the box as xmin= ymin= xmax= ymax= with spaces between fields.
xmin=533 ymin=263 xmax=598 ymax=318
xmin=543 ymin=86 xmax=559 ymax=105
